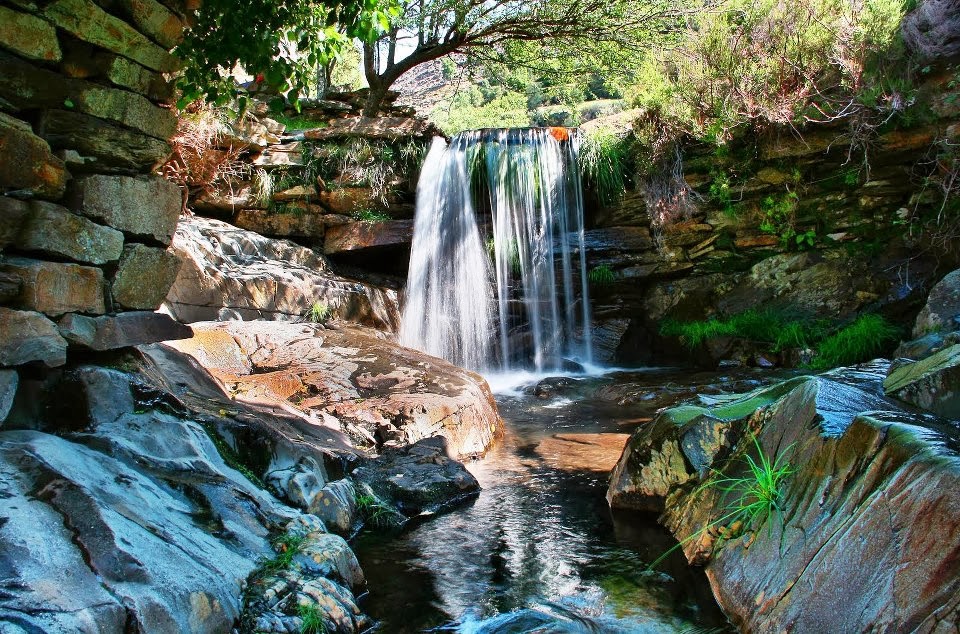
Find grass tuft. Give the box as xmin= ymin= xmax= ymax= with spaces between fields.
xmin=298 ymin=602 xmax=327 ymax=634
xmin=306 ymin=300 xmax=330 ymax=324
xmin=810 ymin=314 xmax=899 ymax=369
xmin=648 ymin=434 xmax=793 ymax=570
xmin=578 ymin=130 xmax=628 ymax=205
xmin=588 ymin=265 xmax=616 ymax=285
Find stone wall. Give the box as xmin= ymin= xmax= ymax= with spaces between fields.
xmin=585 ymin=69 xmax=960 ymax=365
xmin=0 ymin=0 xmax=191 ymax=381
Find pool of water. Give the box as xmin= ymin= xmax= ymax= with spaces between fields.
xmin=355 ymin=367 xmax=786 ymax=632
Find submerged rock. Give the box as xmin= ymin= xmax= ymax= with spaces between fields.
xmin=608 ymin=362 xmax=960 ymax=631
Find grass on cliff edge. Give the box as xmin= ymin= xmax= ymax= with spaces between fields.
xmin=660 ymin=310 xmax=899 ymax=369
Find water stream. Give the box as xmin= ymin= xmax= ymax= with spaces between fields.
xmin=356 ymin=369 xmax=785 ymax=632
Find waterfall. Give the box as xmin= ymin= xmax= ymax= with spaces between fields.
xmin=399 ymin=128 xmax=593 ymax=373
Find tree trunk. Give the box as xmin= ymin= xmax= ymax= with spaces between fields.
xmin=362 ymin=79 xmax=391 ymax=118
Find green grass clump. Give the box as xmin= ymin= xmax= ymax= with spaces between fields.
xmin=810 ymin=314 xmax=899 ymax=369
xmin=588 ymin=265 xmax=615 ymax=285
xmin=660 ymin=309 xmax=800 ymax=349
xmin=649 ymin=434 xmax=793 ymax=570
xmin=578 ymin=130 xmax=628 ymax=205
xmin=298 ymin=602 xmax=327 ymax=634
xmin=355 ymin=492 xmax=401 ymax=529
xmin=350 ymin=208 xmax=391 ymax=223
xmin=261 ymin=533 xmax=306 ymax=575
xmin=306 ymin=300 xmax=330 ymax=324
xmin=273 ymin=114 xmax=329 ymax=131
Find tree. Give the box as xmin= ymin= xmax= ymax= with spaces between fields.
xmin=175 ymin=0 xmax=397 ymax=110
xmin=359 ymin=0 xmax=681 ymax=117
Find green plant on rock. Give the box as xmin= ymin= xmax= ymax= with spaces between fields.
xmin=298 ymin=602 xmax=327 ymax=634
xmin=261 ymin=533 xmax=307 ymax=575
xmin=708 ymin=168 xmax=736 ymax=218
xmin=649 ymin=434 xmax=794 ymax=570
xmin=355 ymin=492 xmax=401 ymax=529
xmin=578 ymin=129 xmax=628 ymax=205
xmin=351 ymin=208 xmax=392 ymax=223
xmin=810 ymin=314 xmax=899 ymax=370
xmin=307 ymin=300 xmax=330 ymax=324
xmin=588 ymin=265 xmax=615 ymax=285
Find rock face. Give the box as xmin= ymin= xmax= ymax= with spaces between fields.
xmin=323 ymin=219 xmax=414 ymax=255
xmin=913 ymin=268 xmax=960 ymax=338
xmin=0 ymin=308 xmax=67 ymax=367
xmin=158 ymin=320 xmax=503 ymax=459
xmin=164 ymin=215 xmax=401 ymax=330
xmin=0 ymin=360 xmax=390 ymax=633
xmin=608 ymin=362 xmax=960 ymax=631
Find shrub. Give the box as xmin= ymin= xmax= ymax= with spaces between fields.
xmin=306 ymin=301 xmax=330 ymax=324
xmin=578 ymin=129 xmax=629 ymax=205
xmin=588 ymin=265 xmax=616 ymax=285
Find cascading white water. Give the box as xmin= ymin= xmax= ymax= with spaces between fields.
xmin=400 ymin=128 xmax=592 ymax=373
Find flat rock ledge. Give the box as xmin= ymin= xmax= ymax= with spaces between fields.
xmin=608 ymin=361 xmax=960 ymax=631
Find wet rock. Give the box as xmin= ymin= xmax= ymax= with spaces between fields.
xmin=17 ymin=200 xmax=124 ymax=265
xmin=884 ymin=344 xmax=960 ymax=418
xmin=164 ymin=215 xmax=401 ymax=330
xmin=112 ymin=243 xmax=182 ymax=310
xmin=70 ymin=174 xmax=181 ymax=245
xmin=912 ymin=268 xmax=960 ymax=338
xmin=37 ymin=109 xmax=172 ymax=173
xmin=58 ymin=311 xmax=192 ymax=350
xmin=591 ymin=318 xmax=630 ymax=364
xmin=66 ymin=365 xmax=136 ymax=426
xmin=534 ymin=433 xmax=631 ymax=473
xmin=0 ymin=308 xmax=67 ymax=367
xmin=43 ymin=0 xmax=178 ymax=72
xmin=323 ymin=219 xmax=414 ymax=255
xmin=0 ymin=257 xmax=105 ymax=316
xmin=0 ymin=369 xmax=19 ymax=423
xmin=0 ymin=5 xmax=62 ymax=62
xmin=533 ymin=376 xmax=580 ymax=399
xmin=193 ymin=184 xmax=263 ymax=213
xmin=350 ymin=436 xmax=480 ymax=520
xmin=160 ymin=320 xmax=503 ymax=458
xmin=0 ymin=112 xmax=68 ymax=200
xmin=609 ymin=363 xmax=960 ymax=631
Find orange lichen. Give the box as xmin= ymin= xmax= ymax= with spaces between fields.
xmin=548 ymin=127 xmax=569 ymax=142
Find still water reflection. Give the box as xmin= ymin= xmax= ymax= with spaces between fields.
xmin=356 ymin=369 xmax=778 ymax=632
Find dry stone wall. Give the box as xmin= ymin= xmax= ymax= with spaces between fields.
xmin=0 ymin=0 xmax=191 ymax=375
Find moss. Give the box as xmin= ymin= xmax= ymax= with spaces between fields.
xmin=200 ymin=420 xmax=265 ymax=488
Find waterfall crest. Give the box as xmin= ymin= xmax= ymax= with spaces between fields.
xmin=400 ymin=128 xmax=592 ymax=373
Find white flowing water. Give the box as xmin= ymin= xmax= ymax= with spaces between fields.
xmin=400 ymin=128 xmax=593 ymax=373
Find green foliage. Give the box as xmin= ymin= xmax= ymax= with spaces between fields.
xmin=661 ymin=310 xmax=898 ymax=370
xmin=351 ymin=208 xmax=391 ymax=222
xmin=628 ymin=0 xmax=913 ymax=147
xmin=810 ymin=314 xmax=899 ymax=369
xmin=298 ymin=603 xmax=327 ymax=634
xmin=578 ymin=130 xmax=629 ymax=205
xmin=709 ymin=169 xmax=736 ymax=217
xmin=306 ymin=300 xmax=330 ymax=324
xmin=649 ymin=434 xmax=793 ymax=570
xmin=355 ymin=492 xmax=401 ymax=529
xmin=432 ymin=89 xmax=531 ymax=135
xmin=486 ymin=238 xmax=522 ymax=275
xmin=174 ymin=0 xmax=398 ymax=110
xmin=660 ymin=309 xmax=817 ymax=351
xmin=199 ymin=421 xmax=264 ymax=487
xmin=759 ymin=191 xmax=816 ymax=250
xmin=588 ymin=265 xmax=616 ymax=285
xmin=273 ymin=114 xmax=329 ymax=131
xmin=261 ymin=533 xmax=307 ymax=575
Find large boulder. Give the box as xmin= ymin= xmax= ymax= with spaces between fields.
xmin=323 ymin=219 xmax=414 ymax=255
xmin=70 ymin=174 xmax=181 ymax=245
xmin=608 ymin=362 xmax=960 ymax=631
xmin=164 ymin=215 xmax=401 ymax=330
xmin=0 ymin=112 xmax=68 ymax=200
xmin=0 ymin=308 xmax=66 ymax=367
xmin=158 ymin=320 xmax=503 ymax=459
xmin=913 ymin=268 xmax=960 ymax=338
xmin=0 ymin=257 xmax=105 ymax=316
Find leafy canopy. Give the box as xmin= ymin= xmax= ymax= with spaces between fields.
xmin=174 ymin=0 xmax=399 ymax=110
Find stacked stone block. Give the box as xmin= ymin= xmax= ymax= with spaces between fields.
xmin=0 ymin=0 xmax=192 ymax=381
